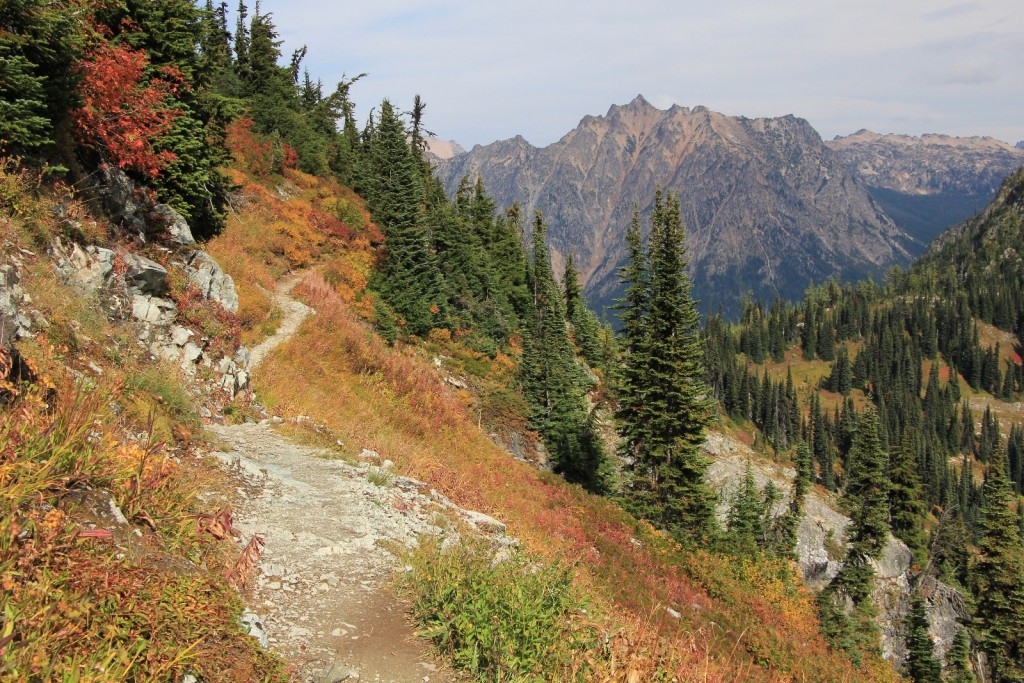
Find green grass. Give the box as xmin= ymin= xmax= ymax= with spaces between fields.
xmin=399 ymin=539 xmax=595 ymax=682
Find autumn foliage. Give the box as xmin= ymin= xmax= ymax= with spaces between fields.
xmin=72 ymin=40 xmax=181 ymax=177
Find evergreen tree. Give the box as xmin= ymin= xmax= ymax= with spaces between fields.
xmin=0 ymin=0 xmax=82 ymax=162
xmin=368 ymin=100 xmax=446 ymax=335
xmin=834 ymin=408 xmax=889 ymax=605
xmin=727 ymin=461 xmax=763 ymax=552
xmin=617 ymin=190 xmax=716 ymax=539
xmin=945 ymin=628 xmax=976 ymax=683
xmin=904 ymin=592 xmax=941 ymax=683
xmin=889 ymin=432 xmax=928 ymax=556
xmin=973 ymin=447 xmax=1024 ymax=681
xmin=563 ymin=253 xmax=602 ymax=367
xmin=520 ymin=212 xmax=610 ymax=493
xmin=777 ymin=441 xmax=812 ymax=555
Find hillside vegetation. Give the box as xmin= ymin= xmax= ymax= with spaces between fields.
xmin=4 ymin=1 xmax=1024 ymax=682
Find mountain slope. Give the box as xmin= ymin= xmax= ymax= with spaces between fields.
xmin=435 ymin=96 xmax=916 ymax=318
xmin=827 ymin=130 xmax=1024 ymax=244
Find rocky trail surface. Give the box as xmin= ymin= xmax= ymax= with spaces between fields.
xmin=246 ymin=272 xmax=315 ymax=370
xmin=206 ymin=274 xmax=466 ymax=682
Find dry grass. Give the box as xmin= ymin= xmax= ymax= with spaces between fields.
xmin=252 ymin=272 xmax=896 ymax=683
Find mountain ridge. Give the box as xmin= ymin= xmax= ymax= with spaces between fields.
xmin=435 ymin=96 xmax=916 ymax=318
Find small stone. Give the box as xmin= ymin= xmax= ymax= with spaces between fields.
xmin=239 ymin=608 xmax=269 ymax=648
xmin=182 ymin=342 xmax=203 ymax=365
xmin=171 ymin=325 xmax=193 ymax=347
xmin=665 ymin=607 xmax=681 ymax=619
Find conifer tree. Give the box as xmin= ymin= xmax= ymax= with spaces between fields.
xmin=945 ymin=628 xmax=976 ymax=683
xmin=904 ymin=592 xmax=941 ymax=683
xmin=727 ymin=461 xmax=763 ymax=552
xmin=973 ymin=446 xmax=1024 ymax=681
xmin=777 ymin=441 xmax=812 ymax=555
xmin=617 ymin=190 xmax=716 ymax=539
xmin=834 ymin=408 xmax=889 ymax=604
xmin=889 ymin=431 xmax=928 ymax=555
xmin=563 ymin=253 xmax=602 ymax=367
xmin=368 ymin=100 xmax=446 ymax=335
xmin=521 ymin=212 xmax=610 ymax=493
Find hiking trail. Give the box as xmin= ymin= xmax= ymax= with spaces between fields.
xmin=208 ymin=273 xmax=465 ymax=683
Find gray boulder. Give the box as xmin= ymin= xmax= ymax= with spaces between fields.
xmin=131 ymin=295 xmax=177 ymax=326
xmin=97 ymin=166 xmax=146 ymax=234
xmin=97 ymin=166 xmax=198 ymax=245
xmin=123 ymin=253 xmax=168 ymax=296
xmin=51 ymin=239 xmax=116 ymax=295
xmin=150 ymin=204 xmax=195 ymax=246
xmin=185 ymin=250 xmax=238 ymax=313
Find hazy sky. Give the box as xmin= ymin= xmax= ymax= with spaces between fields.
xmin=259 ymin=0 xmax=1024 ymax=149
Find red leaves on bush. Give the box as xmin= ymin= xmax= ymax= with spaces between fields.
xmin=225 ymin=119 xmax=299 ymax=178
xmin=72 ymin=40 xmax=181 ymax=177
xmin=309 ymin=208 xmax=354 ymax=240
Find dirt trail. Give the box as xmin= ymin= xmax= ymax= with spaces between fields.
xmin=247 ymin=272 xmax=314 ymax=371
xmin=210 ymin=273 xmax=462 ymax=682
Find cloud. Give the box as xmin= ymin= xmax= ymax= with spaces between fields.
xmin=258 ymin=0 xmax=1024 ymax=147
xmin=938 ymin=59 xmax=999 ymax=85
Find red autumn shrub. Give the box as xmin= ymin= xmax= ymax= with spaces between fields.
xmin=72 ymin=39 xmax=181 ymax=178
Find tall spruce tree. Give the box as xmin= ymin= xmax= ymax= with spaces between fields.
xmin=520 ymin=212 xmax=610 ymax=493
xmin=834 ymin=408 xmax=890 ymax=604
xmin=973 ymin=446 xmax=1024 ymax=682
xmin=776 ymin=441 xmax=813 ymax=555
xmin=945 ymin=628 xmax=976 ymax=683
xmin=616 ymin=190 xmax=716 ymax=539
xmin=904 ymin=592 xmax=942 ymax=683
xmin=889 ymin=431 xmax=928 ymax=556
xmin=563 ymin=253 xmax=602 ymax=367
xmin=368 ymin=100 xmax=446 ymax=335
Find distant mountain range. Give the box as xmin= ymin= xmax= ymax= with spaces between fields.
xmin=826 ymin=130 xmax=1024 ymax=244
xmin=434 ymin=97 xmax=1024 ymax=318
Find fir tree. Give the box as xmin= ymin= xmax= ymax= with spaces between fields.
xmin=521 ymin=212 xmax=610 ymax=493
xmin=617 ymin=190 xmax=716 ymax=539
xmin=563 ymin=253 xmax=602 ymax=367
xmin=945 ymin=628 xmax=976 ymax=683
xmin=727 ymin=461 xmax=763 ymax=552
xmin=973 ymin=446 xmax=1024 ymax=681
xmin=368 ymin=99 xmax=446 ymax=335
xmin=834 ymin=408 xmax=889 ymax=605
xmin=889 ymin=431 xmax=928 ymax=556
xmin=777 ymin=441 xmax=812 ymax=555
xmin=904 ymin=592 xmax=941 ymax=683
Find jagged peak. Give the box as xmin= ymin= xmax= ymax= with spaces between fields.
xmin=606 ymin=94 xmax=656 ymax=118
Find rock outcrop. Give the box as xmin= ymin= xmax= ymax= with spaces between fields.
xmin=0 ymin=256 xmax=32 ymax=346
xmin=703 ymin=432 xmax=969 ymax=667
xmin=49 ymin=210 xmax=247 ymax=399
xmin=184 ymin=250 xmax=238 ymax=314
xmin=435 ymin=96 xmax=916 ymax=318
xmin=95 ymin=166 xmax=195 ymax=245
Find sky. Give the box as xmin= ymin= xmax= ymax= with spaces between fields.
xmin=258 ymin=0 xmax=1024 ymax=150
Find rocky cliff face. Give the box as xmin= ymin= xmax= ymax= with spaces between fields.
xmin=703 ymin=432 xmax=969 ymax=668
xmin=826 ymin=131 xmax=1024 ymax=244
xmin=435 ymin=96 xmax=916 ymax=318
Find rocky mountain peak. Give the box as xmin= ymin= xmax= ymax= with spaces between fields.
xmin=436 ymin=100 xmax=914 ymax=317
